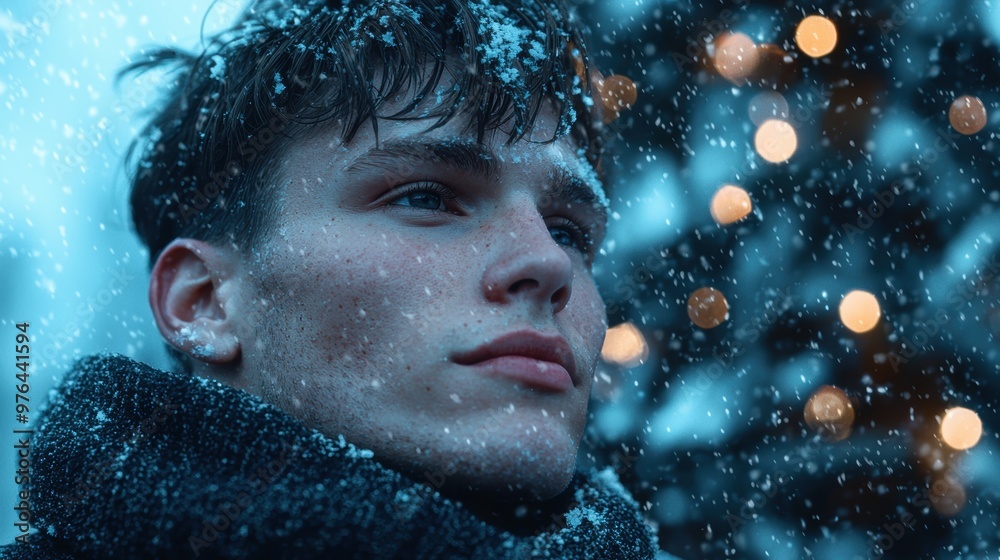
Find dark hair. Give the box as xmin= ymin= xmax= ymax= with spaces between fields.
xmin=122 ymin=0 xmax=607 ymax=373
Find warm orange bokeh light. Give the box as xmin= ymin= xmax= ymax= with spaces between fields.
xmin=804 ymin=385 xmax=855 ymax=441
xmin=949 ymin=95 xmax=988 ymax=135
xmin=601 ymin=322 xmax=648 ymax=368
xmin=839 ymin=290 xmax=880 ymax=333
xmin=754 ymin=119 xmax=798 ymax=163
xmin=713 ymin=32 xmax=759 ymax=84
xmin=940 ymin=407 xmax=983 ymax=450
xmin=710 ymin=185 xmax=753 ymax=225
xmin=598 ymin=75 xmax=638 ymax=123
xmin=687 ymin=287 xmax=729 ymax=329
xmin=795 ymin=15 xmax=837 ymax=58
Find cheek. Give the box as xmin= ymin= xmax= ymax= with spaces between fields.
xmin=572 ymin=276 xmax=609 ymax=348
xmin=274 ymin=232 xmax=458 ymax=351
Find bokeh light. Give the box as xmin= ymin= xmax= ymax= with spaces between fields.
xmin=949 ymin=95 xmax=988 ymax=135
xmin=839 ymin=290 xmax=881 ymax=333
xmin=598 ymin=74 xmax=638 ymax=123
xmin=940 ymin=407 xmax=983 ymax=450
xmin=748 ymin=91 xmax=790 ymax=126
xmin=713 ymin=31 xmax=759 ymax=84
xmin=930 ymin=477 xmax=967 ymax=517
xmin=804 ymin=385 xmax=855 ymax=441
xmin=710 ymin=185 xmax=753 ymax=225
xmin=754 ymin=119 xmax=798 ymax=163
xmin=687 ymin=287 xmax=729 ymax=329
xmin=795 ymin=15 xmax=837 ymax=58
xmin=568 ymin=40 xmax=588 ymax=84
xmin=601 ymin=322 xmax=648 ymax=368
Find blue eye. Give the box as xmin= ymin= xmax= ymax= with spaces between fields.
xmin=387 ymin=182 xmax=457 ymax=211
xmin=398 ymin=191 xmax=445 ymax=210
xmin=548 ymin=218 xmax=594 ymax=255
xmin=549 ymin=228 xmax=575 ymax=248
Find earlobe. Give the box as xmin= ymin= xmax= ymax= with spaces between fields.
xmin=149 ymin=239 xmax=241 ymax=365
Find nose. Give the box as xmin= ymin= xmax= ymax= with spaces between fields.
xmin=480 ymin=202 xmax=574 ymax=314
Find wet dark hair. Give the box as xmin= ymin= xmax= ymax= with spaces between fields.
xmin=122 ymin=0 xmax=606 ymax=373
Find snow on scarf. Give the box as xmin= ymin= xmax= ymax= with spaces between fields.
xmin=1 ymin=353 xmax=658 ymax=559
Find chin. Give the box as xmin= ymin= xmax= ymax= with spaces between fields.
xmin=436 ymin=417 xmax=582 ymax=503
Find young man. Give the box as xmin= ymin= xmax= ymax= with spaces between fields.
xmin=3 ymin=0 xmax=658 ymax=558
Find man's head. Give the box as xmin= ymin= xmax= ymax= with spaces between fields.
xmin=128 ymin=0 xmax=614 ymax=502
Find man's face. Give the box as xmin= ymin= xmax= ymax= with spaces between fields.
xmin=230 ymin=108 xmax=608 ymax=502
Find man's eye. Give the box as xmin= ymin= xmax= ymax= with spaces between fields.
xmin=386 ymin=182 xmax=457 ymax=212
xmin=548 ymin=218 xmax=594 ymax=255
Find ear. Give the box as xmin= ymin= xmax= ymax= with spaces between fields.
xmin=149 ymin=239 xmax=242 ymax=366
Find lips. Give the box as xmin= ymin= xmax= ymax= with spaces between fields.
xmin=451 ymin=330 xmax=578 ymax=392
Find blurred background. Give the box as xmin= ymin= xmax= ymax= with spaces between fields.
xmin=2 ymin=0 xmax=998 ymax=557
xmin=0 ymin=0 xmax=240 ymax=545
xmin=579 ymin=0 xmax=1000 ymax=558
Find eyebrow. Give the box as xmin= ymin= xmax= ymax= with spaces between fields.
xmin=345 ymin=138 xmax=608 ymax=224
xmin=546 ymin=167 xmax=610 ymax=225
xmin=344 ymin=138 xmax=498 ymax=178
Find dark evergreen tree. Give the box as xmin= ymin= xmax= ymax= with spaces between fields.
xmin=578 ymin=1 xmax=1000 ymax=557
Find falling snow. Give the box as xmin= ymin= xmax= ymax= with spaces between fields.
xmin=4 ymin=0 xmax=999 ymax=558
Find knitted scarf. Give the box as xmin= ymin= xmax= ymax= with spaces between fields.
xmin=1 ymin=354 xmax=658 ymax=559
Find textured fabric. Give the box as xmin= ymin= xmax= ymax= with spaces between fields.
xmin=0 ymin=539 xmax=76 ymax=560
xmin=0 ymin=353 xmax=658 ymax=559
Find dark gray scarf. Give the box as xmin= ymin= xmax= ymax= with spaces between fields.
xmin=1 ymin=354 xmax=657 ymax=559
